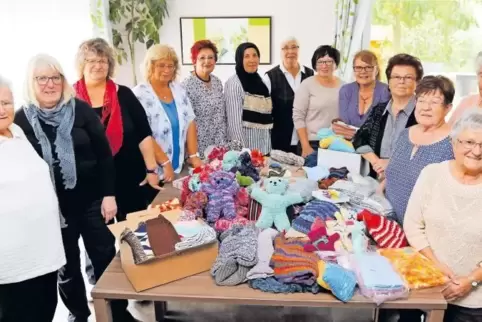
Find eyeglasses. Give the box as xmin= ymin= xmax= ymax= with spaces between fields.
xmin=0 ymin=100 xmax=13 ymax=109
xmin=282 ymin=45 xmax=299 ymax=51
xmin=390 ymin=75 xmax=416 ymax=83
xmin=35 ymin=75 xmax=63 ymax=85
xmin=457 ymin=139 xmax=482 ymax=150
xmin=85 ymin=59 xmax=109 ymax=66
xmin=416 ymin=98 xmax=444 ymax=107
xmin=316 ymin=60 xmax=334 ymax=66
xmin=354 ymin=66 xmax=374 ymax=72
xmin=155 ymin=64 xmax=175 ymax=71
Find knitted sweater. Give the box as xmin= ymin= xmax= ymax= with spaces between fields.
xmin=403 ymin=161 xmax=482 ymax=308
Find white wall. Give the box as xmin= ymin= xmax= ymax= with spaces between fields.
xmin=116 ymin=0 xmax=336 ymax=86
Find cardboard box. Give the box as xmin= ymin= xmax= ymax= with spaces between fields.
xmin=317 ymin=148 xmax=370 ymax=176
xmin=109 ymin=208 xmax=218 ymax=292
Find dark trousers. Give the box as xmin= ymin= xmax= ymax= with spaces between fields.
xmin=0 ymin=271 xmax=57 ymax=322
xmin=296 ymin=140 xmax=319 ymax=156
xmin=444 ymin=304 xmax=482 ymax=322
xmin=60 ymin=199 xmax=130 ymax=322
xmin=378 ymin=309 xmax=424 ymax=322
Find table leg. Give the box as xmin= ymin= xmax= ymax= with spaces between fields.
xmin=93 ymin=299 xmax=113 ymax=322
xmin=154 ymin=301 xmax=167 ymax=321
xmin=426 ymin=309 xmax=445 ymax=322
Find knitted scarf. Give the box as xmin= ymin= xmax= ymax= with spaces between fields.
xmin=23 ymin=98 xmax=77 ymax=191
xmin=73 ymin=78 xmax=123 ymax=155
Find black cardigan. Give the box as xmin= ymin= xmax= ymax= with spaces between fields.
xmin=15 ymin=99 xmax=115 ymax=214
xmin=352 ymin=101 xmax=417 ymax=177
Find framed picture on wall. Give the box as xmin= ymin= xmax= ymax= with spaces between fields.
xmin=179 ymin=16 xmax=272 ymax=65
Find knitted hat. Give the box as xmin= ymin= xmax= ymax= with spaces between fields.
xmin=270 ymin=234 xmax=319 ymax=285
xmin=303 ymin=227 xmax=340 ymax=252
xmin=270 ymin=149 xmax=305 ymax=167
xmin=357 ymin=210 xmax=408 ymax=249
xmin=211 ymin=224 xmax=258 ymax=286
xmin=298 ymin=200 xmax=340 ymax=223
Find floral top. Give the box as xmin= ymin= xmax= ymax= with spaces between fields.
xmin=132 ymin=81 xmax=195 ymax=174
xmin=182 ymin=73 xmax=227 ymax=157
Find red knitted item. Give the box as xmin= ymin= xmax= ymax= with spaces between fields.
xmin=357 ymin=210 xmax=408 ymax=249
xmin=180 ymin=176 xmax=192 ymax=206
xmin=208 ymin=146 xmax=229 ymax=161
xmin=235 ymin=187 xmax=249 ymax=217
xmin=310 ymin=217 xmax=326 ymax=231
xmin=303 ymin=227 xmax=340 ymax=252
xmin=250 ymin=149 xmax=265 ymax=167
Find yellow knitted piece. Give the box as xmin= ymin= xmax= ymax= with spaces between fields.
xmin=319 ymin=137 xmax=335 ymax=149
xmin=317 ymin=261 xmax=332 ymax=290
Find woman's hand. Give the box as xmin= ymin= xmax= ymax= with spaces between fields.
xmin=190 ymin=156 xmax=203 ymax=168
xmin=301 ymin=145 xmax=315 ymax=158
xmin=140 ymin=172 xmax=164 ymax=190
xmin=435 ymin=261 xmax=457 ymax=280
xmin=162 ymin=163 xmax=175 ymax=182
xmin=442 ymin=277 xmax=473 ymax=301
xmin=101 ymin=196 xmax=117 ymax=224
xmin=372 ymin=158 xmax=389 ymax=174
xmin=332 ymin=123 xmax=356 ymax=140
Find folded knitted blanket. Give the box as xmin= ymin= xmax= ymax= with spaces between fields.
xmin=211 ymin=224 xmax=259 ymax=286
xmin=270 ymin=234 xmax=319 ymax=286
xmin=249 ymin=277 xmax=322 ymax=294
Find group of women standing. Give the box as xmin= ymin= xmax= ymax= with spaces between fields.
xmin=0 ymin=34 xmax=481 ymax=322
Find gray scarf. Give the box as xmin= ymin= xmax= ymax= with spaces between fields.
xmin=23 ymin=98 xmax=77 ymax=228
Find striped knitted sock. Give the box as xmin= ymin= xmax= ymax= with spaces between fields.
xmin=270 ymin=150 xmax=305 ymax=167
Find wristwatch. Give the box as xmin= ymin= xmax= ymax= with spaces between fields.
xmin=469 ymin=276 xmax=479 ymax=288
xmin=146 ymin=168 xmax=157 ymax=174
xmin=188 ymin=152 xmax=200 ymax=158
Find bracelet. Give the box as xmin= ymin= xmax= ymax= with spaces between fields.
xmin=160 ymin=160 xmax=170 ymax=167
xmin=188 ymin=152 xmax=200 ymax=158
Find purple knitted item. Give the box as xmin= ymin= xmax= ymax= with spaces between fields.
xmin=202 ymin=171 xmax=239 ymax=223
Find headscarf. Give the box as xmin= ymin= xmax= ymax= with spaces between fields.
xmin=235 ymin=42 xmax=270 ymax=97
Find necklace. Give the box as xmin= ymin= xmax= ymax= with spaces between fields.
xmin=195 ymin=71 xmax=211 ymax=83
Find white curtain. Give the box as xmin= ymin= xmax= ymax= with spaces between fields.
xmin=90 ymin=0 xmax=113 ymax=43
xmin=0 ymin=0 xmax=93 ymax=108
xmin=334 ymin=0 xmax=375 ymax=81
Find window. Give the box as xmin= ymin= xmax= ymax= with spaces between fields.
xmin=0 ymin=0 xmax=93 ymax=109
xmin=369 ymin=0 xmax=482 ymax=104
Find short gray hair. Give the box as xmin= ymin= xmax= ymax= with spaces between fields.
xmin=476 ymin=51 xmax=482 ymax=74
xmin=280 ymin=37 xmax=299 ymax=49
xmin=0 ymin=75 xmax=12 ymax=91
xmin=450 ymin=108 xmax=482 ymax=139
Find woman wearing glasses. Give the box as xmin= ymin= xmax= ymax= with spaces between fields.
xmin=353 ymin=53 xmax=424 ymax=178
xmin=404 ymin=109 xmax=482 ymax=322
xmin=182 ymin=40 xmax=227 ymax=157
xmin=334 ymin=50 xmax=390 ymax=139
xmin=293 ymin=45 xmax=344 ymax=157
xmin=133 ymin=44 xmax=203 ymax=175
xmin=74 ymin=38 xmax=162 ymax=218
xmin=14 ymin=54 xmax=136 ymax=321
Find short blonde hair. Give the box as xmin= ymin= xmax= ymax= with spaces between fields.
xmin=75 ymin=38 xmax=116 ymax=79
xmin=141 ymin=44 xmax=180 ymax=82
xmin=23 ymin=54 xmax=75 ymax=107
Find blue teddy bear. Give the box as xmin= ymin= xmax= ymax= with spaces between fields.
xmin=202 ymin=171 xmax=239 ymax=223
xmin=250 ymin=177 xmax=303 ymax=232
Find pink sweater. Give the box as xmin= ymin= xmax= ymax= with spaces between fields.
xmin=448 ymin=94 xmax=482 ymax=125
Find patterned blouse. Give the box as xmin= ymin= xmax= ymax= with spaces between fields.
xmin=182 ymin=74 xmax=227 ymax=158
xmin=385 ymin=129 xmax=454 ymax=224
xmin=224 ymin=74 xmax=272 ymax=155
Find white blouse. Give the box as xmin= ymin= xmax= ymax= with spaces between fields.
xmin=0 ymin=124 xmax=66 ymax=284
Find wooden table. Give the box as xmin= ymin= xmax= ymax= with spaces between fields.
xmin=92 ymin=257 xmax=446 ymax=322
xmin=92 ymin=169 xmax=447 ymax=322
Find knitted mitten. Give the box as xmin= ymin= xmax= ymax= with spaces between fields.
xmin=303 ymin=227 xmax=340 ymax=252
